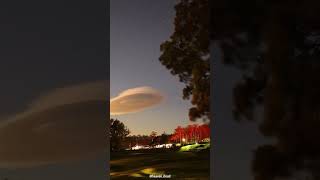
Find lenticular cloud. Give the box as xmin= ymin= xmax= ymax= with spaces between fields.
xmin=110 ymin=87 xmax=164 ymax=115
xmin=0 ymin=81 xmax=107 ymax=168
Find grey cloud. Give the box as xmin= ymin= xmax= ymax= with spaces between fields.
xmin=0 ymin=81 xmax=108 ymax=168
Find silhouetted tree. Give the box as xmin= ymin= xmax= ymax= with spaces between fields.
xmin=110 ymin=118 xmax=130 ymax=152
xmin=159 ymin=132 xmax=170 ymax=145
xmin=211 ymin=0 xmax=320 ymax=179
xmin=168 ymin=0 xmax=320 ymax=179
xmin=159 ymin=0 xmax=210 ymax=122
xmin=150 ymin=131 xmax=158 ymax=146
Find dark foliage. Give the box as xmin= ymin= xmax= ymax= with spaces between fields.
xmin=110 ymin=118 xmax=130 ymax=152
xmin=212 ymin=0 xmax=320 ymax=179
xmin=168 ymin=0 xmax=320 ymax=179
xmin=159 ymin=0 xmax=210 ymax=122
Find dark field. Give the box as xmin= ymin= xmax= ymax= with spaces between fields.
xmin=110 ymin=149 xmax=210 ymax=179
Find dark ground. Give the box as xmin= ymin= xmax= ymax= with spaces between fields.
xmin=110 ymin=149 xmax=210 ymax=179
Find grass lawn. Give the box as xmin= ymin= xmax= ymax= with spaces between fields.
xmin=110 ymin=148 xmax=210 ymax=179
xmin=179 ymin=143 xmax=210 ymax=152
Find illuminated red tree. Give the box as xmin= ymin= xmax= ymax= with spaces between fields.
xmin=170 ymin=124 xmax=210 ymax=143
xmin=171 ymin=126 xmax=184 ymax=143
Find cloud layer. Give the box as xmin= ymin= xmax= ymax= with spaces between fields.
xmin=0 ymin=81 xmax=108 ymax=168
xmin=110 ymin=87 xmax=164 ymax=115
xmin=0 ymin=84 xmax=163 ymax=168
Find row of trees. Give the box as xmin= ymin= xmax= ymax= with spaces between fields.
xmin=170 ymin=124 xmax=210 ymax=144
xmin=110 ymin=118 xmax=210 ymax=151
xmin=123 ymin=132 xmax=171 ymax=148
xmin=110 ymin=118 xmax=173 ymax=151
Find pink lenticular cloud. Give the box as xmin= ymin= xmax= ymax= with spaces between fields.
xmin=110 ymin=86 xmax=164 ymax=115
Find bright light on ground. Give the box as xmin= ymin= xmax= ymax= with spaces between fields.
xmin=179 ymin=142 xmax=210 ymax=152
xmin=129 ymin=168 xmax=165 ymax=178
xmin=128 ymin=144 xmax=173 ymax=150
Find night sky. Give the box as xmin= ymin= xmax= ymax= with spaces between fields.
xmin=110 ymin=0 xmax=197 ymax=136
xmin=0 ymin=0 xmax=108 ymax=179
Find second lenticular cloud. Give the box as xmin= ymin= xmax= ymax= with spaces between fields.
xmin=110 ymin=86 xmax=164 ymax=115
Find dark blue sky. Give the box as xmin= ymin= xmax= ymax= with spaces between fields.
xmin=110 ymin=0 xmax=195 ymax=135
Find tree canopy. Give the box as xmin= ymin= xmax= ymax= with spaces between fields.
xmin=159 ymin=0 xmax=210 ymax=122
xmin=110 ymin=118 xmax=130 ymax=151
